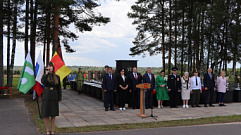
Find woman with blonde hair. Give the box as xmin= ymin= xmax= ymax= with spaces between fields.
xmin=217 ymin=71 xmax=227 ymax=107
xmin=181 ymin=72 xmax=191 ymax=108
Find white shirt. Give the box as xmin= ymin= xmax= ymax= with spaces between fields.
xmin=190 ymin=76 xmax=202 ymax=91
xmin=148 ymin=73 xmax=152 ymax=80
xmin=121 ymin=75 xmax=125 ymax=82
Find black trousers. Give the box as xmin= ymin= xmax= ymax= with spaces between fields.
xmin=131 ymin=90 xmax=140 ymax=108
xmin=191 ymin=90 xmax=200 ymax=106
xmin=145 ymin=90 xmax=153 ymax=108
xmin=204 ymin=88 xmax=214 ymax=106
xmin=104 ymin=90 xmax=114 ymax=109
xmin=169 ymin=90 xmax=178 ymax=107
xmin=119 ymin=90 xmax=127 ymax=108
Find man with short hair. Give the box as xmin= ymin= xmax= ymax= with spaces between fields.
xmin=190 ymin=70 xmax=202 ymax=108
xmin=203 ymin=68 xmax=216 ymax=107
xmin=143 ymin=67 xmax=155 ymax=109
xmin=102 ymin=67 xmax=117 ymax=111
xmin=167 ymin=67 xmax=181 ymax=108
xmin=129 ymin=67 xmax=142 ymax=109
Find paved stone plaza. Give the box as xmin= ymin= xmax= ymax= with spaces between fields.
xmin=56 ymin=89 xmax=241 ymax=128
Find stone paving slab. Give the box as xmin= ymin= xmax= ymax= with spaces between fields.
xmin=56 ymin=89 xmax=241 ymax=128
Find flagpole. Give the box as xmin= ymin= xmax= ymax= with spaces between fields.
xmin=36 ymin=94 xmax=42 ymax=119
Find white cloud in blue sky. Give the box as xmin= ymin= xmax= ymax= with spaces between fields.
xmin=3 ymin=0 xmax=239 ymax=68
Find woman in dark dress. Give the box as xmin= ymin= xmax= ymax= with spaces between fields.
xmin=117 ymin=68 xmax=129 ymax=110
xmin=39 ymin=62 xmax=62 ymax=135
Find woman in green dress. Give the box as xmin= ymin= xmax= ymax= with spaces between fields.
xmin=40 ymin=62 xmax=62 ymax=135
xmin=156 ymin=70 xmax=169 ymax=108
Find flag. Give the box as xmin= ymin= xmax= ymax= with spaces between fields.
xmin=50 ymin=52 xmax=72 ymax=81
xmin=33 ymin=52 xmax=44 ymax=96
xmin=17 ymin=52 xmax=36 ymax=94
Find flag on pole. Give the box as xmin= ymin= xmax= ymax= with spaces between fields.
xmin=33 ymin=52 xmax=44 ymax=96
xmin=17 ymin=52 xmax=36 ymax=94
xmin=50 ymin=52 xmax=71 ymax=81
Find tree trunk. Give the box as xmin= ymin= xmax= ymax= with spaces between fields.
xmin=9 ymin=1 xmax=18 ymax=87
xmin=7 ymin=0 xmax=11 ymax=87
xmin=46 ymin=12 xmax=51 ymax=64
xmin=161 ymin=1 xmax=165 ymax=72
xmin=53 ymin=6 xmax=60 ymax=55
xmin=24 ymin=0 xmax=29 ymax=57
xmin=200 ymin=10 xmax=204 ymax=79
xmin=181 ymin=8 xmax=185 ymax=77
xmin=0 ymin=0 xmax=3 ymax=87
xmin=168 ymin=0 xmax=172 ymax=74
xmin=174 ymin=0 xmax=177 ymax=67
xmin=30 ymin=0 xmax=37 ymax=70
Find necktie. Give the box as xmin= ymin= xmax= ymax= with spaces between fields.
xmin=196 ymin=77 xmax=198 ymax=86
xmin=109 ymin=74 xmax=112 ymax=80
xmin=135 ymin=73 xmax=137 ymax=80
xmin=209 ymin=74 xmax=212 ymax=79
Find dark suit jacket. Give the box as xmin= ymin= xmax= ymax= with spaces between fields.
xmin=102 ymin=73 xmax=117 ymax=91
xmin=203 ymin=73 xmax=215 ymax=89
xmin=143 ymin=73 xmax=155 ymax=91
xmin=167 ymin=74 xmax=181 ymax=92
xmin=116 ymin=75 xmax=129 ymax=92
xmin=129 ymin=72 xmax=142 ymax=91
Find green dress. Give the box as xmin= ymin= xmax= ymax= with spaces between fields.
xmin=41 ymin=74 xmax=62 ymax=117
xmin=156 ymin=75 xmax=169 ymax=100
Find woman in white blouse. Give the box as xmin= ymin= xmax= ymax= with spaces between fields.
xmin=181 ymin=72 xmax=191 ymax=108
xmin=217 ymin=71 xmax=227 ymax=107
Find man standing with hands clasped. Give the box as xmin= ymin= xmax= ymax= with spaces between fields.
xmin=167 ymin=67 xmax=181 ymax=108
xmin=143 ymin=67 xmax=155 ymax=109
xmin=102 ymin=67 xmax=117 ymax=111
xmin=203 ymin=68 xmax=216 ymax=107
xmin=190 ymin=70 xmax=202 ymax=108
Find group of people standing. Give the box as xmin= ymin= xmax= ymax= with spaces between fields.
xmin=102 ymin=66 xmax=229 ymax=111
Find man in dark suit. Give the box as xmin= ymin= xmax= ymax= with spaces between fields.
xmin=167 ymin=67 xmax=181 ymax=108
xmin=102 ymin=67 xmax=117 ymax=111
xmin=203 ymin=68 xmax=216 ymax=107
xmin=129 ymin=67 xmax=142 ymax=109
xmin=143 ymin=67 xmax=155 ymax=109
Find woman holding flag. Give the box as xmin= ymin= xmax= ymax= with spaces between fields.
xmin=40 ymin=62 xmax=62 ymax=135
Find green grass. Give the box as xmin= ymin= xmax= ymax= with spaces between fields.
xmin=6 ymin=77 xmax=241 ymax=133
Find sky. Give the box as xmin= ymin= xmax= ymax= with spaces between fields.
xmin=2 ymin=0 xmax=239 ymax=68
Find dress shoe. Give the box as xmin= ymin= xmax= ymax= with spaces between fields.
xmin=209 ymin=105 xmax=215 ymax=107
xmin=123 ymin=107 xmax=126 ymax=110
xmin=186 ymin=105 xmax=189 ymax=108
xmin=119 ymin=108 xmax=123 ymax=110
xmin=136 ymin=107 xmax=140 ymax=109
xmin=161 ymin=105 xmax=164 ymax=108
xmin=173 ymin=106 xmax=178 ymax=108
xmin=196 ymin=105 xmax=201 ymax=107
xmin=183 ymin=105 xmax=186 ymax=108
xmin=105 ymin=108 xmax=108 ymax=111
xmin=222 ymin=104 xmax=226 ymax=106
xmin=145 ymin=107 xmax=149 ymax=109
xmin=219 ymin=104 xmax=222 ymax=107
xmin=204 ymin=104 xmax=208 ymax=107
xmin=132 ymin=107 xmax=135 ymax=109
xmin=149 ymin=107 xmax=153 ymax=109
xmin=110 ymin=108 xmax=116 ymax=111
xmin=158 ymin=106 xmax=161 ymax=109
xmin=191 ymin=105 xmax=195 ymax=108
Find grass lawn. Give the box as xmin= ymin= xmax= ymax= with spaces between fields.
xmin=5 ymin=77 xmax=241 ymax=134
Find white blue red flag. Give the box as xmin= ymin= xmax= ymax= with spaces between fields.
xmin=33 ymin=52 xmax=44 ymax=96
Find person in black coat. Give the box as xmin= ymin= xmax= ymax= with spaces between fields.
xmin=102 ymin=67 xmax=117 ymax=111
xmin=167 ymin=67 xmax=181 ymax=108
xmin=203 ymin=68 xmax=216 ymax=107
xmin=143 ymin=67 xmax=156 ymax=109
xmin=116 ymin=68 xmax=129 ymax=110
xmin=129 ymin=67 xmax=142 ymax=109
